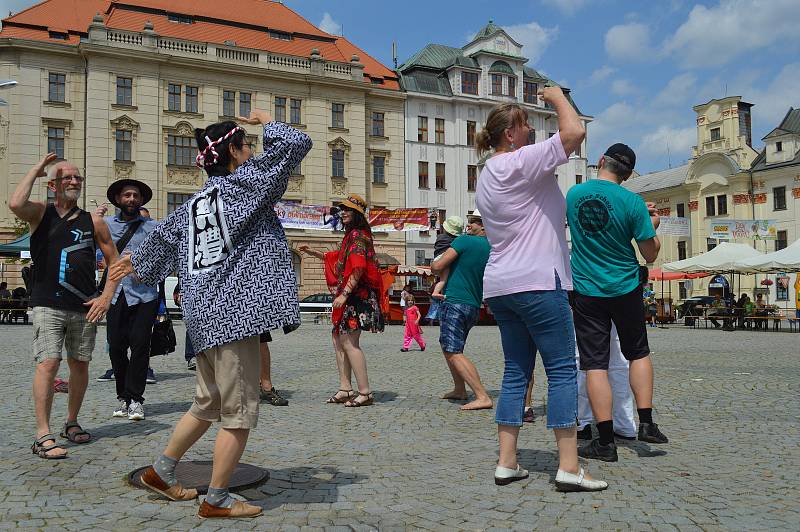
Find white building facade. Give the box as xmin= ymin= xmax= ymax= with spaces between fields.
xmin=398 ymin=21 xmax=591 ymax=265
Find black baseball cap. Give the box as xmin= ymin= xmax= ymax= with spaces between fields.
xmin=604 ymin=143 xmax=636 ymax=170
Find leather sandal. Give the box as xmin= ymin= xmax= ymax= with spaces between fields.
xmin=60 ymin=421 xmax=90 ymax=444
xmin=31 ymin=434 xmax=67 ymax=459
xmin=344 ymin=392 xmax=374 ymax=407
xmin=326 ymin=389 xmax=356 ymax=404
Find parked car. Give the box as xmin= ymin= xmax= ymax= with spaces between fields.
xmin=164 ymin=276 xmax=180 ymax=317
xmin=299 ymin=293 xmax=333 ymax=314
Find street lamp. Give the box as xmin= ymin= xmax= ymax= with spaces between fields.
xmin=0 ymin=80 xmax=17 ymax=106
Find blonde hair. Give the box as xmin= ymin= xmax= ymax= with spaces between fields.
xmin=475 ymin=104 xmax=528 ymax=156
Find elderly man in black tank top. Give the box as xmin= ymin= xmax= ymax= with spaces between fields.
xmin=10 ymin=153 xmax=120 ymax=459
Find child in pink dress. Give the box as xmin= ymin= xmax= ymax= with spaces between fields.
xmin=400 ymin=295 xmax=426 ymax=352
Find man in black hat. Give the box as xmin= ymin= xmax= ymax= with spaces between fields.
xmin=98 ymin=179 xmax=159 ymax=421
xmin=566 ymin=143 xmax=668 ymax=463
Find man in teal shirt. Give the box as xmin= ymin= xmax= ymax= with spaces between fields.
xmin=566 ymin=143 xmax=668 ymax=463
xmin=431 ymin=210 xmax=492 ymax=411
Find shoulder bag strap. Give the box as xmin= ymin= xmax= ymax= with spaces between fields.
xmin=98 ymin=219 xmax=144 ymax=292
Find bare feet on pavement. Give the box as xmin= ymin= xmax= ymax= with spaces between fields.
xmin=461 ymin=397 xmax=493 ymax=410
xmin=441 ymin=390 xmax=468 ymax=400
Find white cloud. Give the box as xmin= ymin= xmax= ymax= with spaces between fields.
xmin=318 ymin=13 xmax=341 ymax=35
xmin=604 ymin=23 xmax=652 ymax=62
xmin=588 ymin=65 xmax=616 ymax=85
xmin=653 ymin=73 xmax=697 ymax=107
xmin=587 ymin=102 xmax=638 ymax=161
xmin=638 ymin=126 xmax=696 ymax=158
xmin=662 ymin=0 xmax=800 ymax=68
xmin=741 ymin=63 xmax=800 ymax=131
xmin=610 ymin=79 xmax=637 ymax=96
xmin=541 ymin=0 xmax=589 ymax=16
xmin=502 ymin=21 xmax=559 ymax=64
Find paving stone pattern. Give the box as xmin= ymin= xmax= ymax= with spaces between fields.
xmin=1 ymin=322 xmax=798 ymax=531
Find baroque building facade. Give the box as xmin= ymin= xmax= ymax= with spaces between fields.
xmin=0 ymin=0 xmax=405 ymax=296
xmin=625 ymin=96 xmax=799 ymax=307
xmin=398 ymin=21 xmax=591 ymax=265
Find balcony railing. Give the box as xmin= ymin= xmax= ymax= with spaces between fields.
xmin=89 ymin=24 xmax=360 ymax=81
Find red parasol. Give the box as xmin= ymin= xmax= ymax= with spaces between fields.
xmin=648 ymin=268 xmax=711 ymax=281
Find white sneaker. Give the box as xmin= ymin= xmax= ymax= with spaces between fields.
xmin=128 ymin=401 xmax=145 ymax=421
xmin=555 ymin=467 xmax=608 ymax=492
xmin=112 ymin=399 xmax=128 ymax=418
xmin=494 ymin=464 xmax=529 ymax=486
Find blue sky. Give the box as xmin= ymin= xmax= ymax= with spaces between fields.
xmin=2 ymin=0 xmax=799 ymax=174
xmin=282 ymin=0 xmax=800 ymax=174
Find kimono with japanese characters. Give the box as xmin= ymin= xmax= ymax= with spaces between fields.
xmin=131 ymin=122 xmax=312 ymax=352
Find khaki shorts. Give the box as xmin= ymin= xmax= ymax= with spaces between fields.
xmin=32 ymin=306 xmax=97 ymax=364
xmin=189 ymin=335 xmax=261 ymax=429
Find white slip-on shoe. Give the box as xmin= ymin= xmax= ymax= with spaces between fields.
xmin=494 ymin=464 xmax=529 ymax=486
xmin=555 ymin=467 xmax=608 ymax=492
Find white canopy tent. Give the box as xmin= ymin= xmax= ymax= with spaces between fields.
xmin=663 ymin=242 xmax=763 ymax=273
xmin=731 ymin=239 xmax=800 ymax=273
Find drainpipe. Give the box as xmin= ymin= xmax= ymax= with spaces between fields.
xmin=748 ymin=167 xmax=758 ymax=293
xmin=81 ymin=51 xmax=89 ymax=211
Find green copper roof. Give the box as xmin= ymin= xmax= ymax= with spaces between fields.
xmin=399 ymin=44 xmax=478 ymax=71
xmin=489 ymin=60 xmax=514 ymax=75
xmin=473 ymin=20 xmax=502 ymax=41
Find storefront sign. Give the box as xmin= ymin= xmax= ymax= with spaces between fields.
xmin=657 ymin=216 xmax=690 ymax=237
xmin=275 ymin=202 xmax=338 ymax=231
xmin=368 ymin=207 xmax=431 ymax=232
xmin=708 ymin=219 xmax=778 ymax=240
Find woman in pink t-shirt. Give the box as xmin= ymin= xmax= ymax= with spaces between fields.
xmin=475 ymin=87 xmax=607 ymax=492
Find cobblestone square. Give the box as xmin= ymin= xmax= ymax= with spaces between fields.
xmin=1 ymin=321 xmax=798 ymax=530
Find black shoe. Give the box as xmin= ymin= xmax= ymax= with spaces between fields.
xmin=400 ymin=348 xmax=409 ymax=352
xmin=578 ymin=438 xmax=618 ymax=462
xmin=638 ymin=422 xmax=668 ymax=444
xmin=614 ymin=432 xmax=636 ymax=441
xmin=577 ymin=425 xmax=593 ymax=440
xmin=260 ymin=387 xmax=288 ymax=406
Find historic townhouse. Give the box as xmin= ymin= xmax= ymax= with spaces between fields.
xmin=0 ymin=0 xmax=405 ymax=295
xmin=626 ymin=97 xmax=799 ymax=305
xmin=398 ymin=21 xmax=591 ymax=266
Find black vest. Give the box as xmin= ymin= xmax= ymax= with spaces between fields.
xmin=30 ymin=204 xmax=97 ymax=312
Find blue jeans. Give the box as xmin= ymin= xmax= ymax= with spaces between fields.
xmin=185 ymin=330 xmax=195 ymax=361
xmin=487 ymin=286 xmax=577 ymax=429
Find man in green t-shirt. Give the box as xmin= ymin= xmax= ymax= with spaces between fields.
xmin=566 ymin=143 xmax=668 ymax=463
xmin=431 ymin=210 xmax=492 ymax=411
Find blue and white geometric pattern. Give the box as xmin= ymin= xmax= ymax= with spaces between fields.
xmin=131 ymin=122 xmax=312 ymax=352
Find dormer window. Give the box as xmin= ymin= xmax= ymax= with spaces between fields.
xmin=462 ymin=72 xmax=478 ymax=95
xmin=269 ymin=31 xmax=292 ymax=41
xmin=49 ymin=31 xmax=68 ymax=40
xmin=168 ymin=13 xmax=193 ymax=24
xmin=776 ymin=141 xmax=783 ymax=152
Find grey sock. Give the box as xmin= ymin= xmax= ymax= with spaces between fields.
xmin=153 ymin=454 xmax=178 ymax=487
xmin=206 ymin=486 xmax=234 ymax=508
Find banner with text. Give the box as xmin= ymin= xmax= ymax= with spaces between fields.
xmin=368 ymin=207 xmax=431 ymax=232
xmin=656 ymin=216 xmax=691 ymax=237
xmin=274 ymin=202 xmax=337 ymax=231
xmin=708 ymin=219 xmax=778 ymax=240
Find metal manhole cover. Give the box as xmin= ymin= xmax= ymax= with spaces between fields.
xmin=128 ymin=461 xmax=269 ymax=494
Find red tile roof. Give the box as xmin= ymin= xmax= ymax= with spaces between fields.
xmin=1 ymin=0 xmax=399 ymax=90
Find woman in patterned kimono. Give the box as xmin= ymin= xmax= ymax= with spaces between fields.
xmin=110 ymin=109 xmax=311 ymax=518
xmin=299 ymin=193 xmax=384 ymax=407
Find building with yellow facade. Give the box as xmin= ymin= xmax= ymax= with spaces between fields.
xmin=625 ymin=97 xmax=799 ymax=308
xmin=0 ymin=0 xmax=405 ymax=295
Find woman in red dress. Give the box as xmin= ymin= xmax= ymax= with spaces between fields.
xmin=299 ymin=193 xmax=384 ymax=407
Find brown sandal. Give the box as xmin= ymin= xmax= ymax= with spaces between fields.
xmin=344 ymin=392 xmax=374 ymax=408
xmin=31 ymin=434 xmax=67 ymax=459
xmin=326 ymin=389 xmax=356 ymax=404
